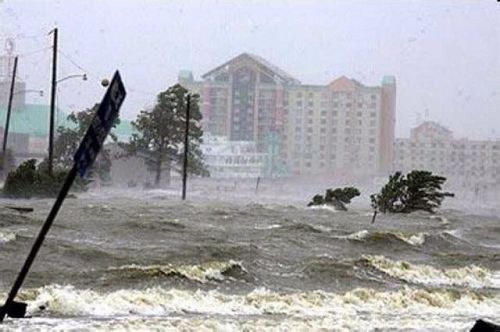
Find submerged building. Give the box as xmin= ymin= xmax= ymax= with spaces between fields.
xmin=179 ymin=53 xmax=396 ymax=177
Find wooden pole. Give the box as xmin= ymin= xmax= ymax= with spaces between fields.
xmin=2 ymin=56 xmax=18 ymax=174
xmin=48 ymin=27 xmax=58 ymax=177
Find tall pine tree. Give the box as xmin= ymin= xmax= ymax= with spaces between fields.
xmin=123 ymin=84 xmax=208 ymax=186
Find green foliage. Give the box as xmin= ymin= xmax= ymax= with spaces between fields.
xmin=121 ymin=84 xmax=209 ymax=186
xmin=52 ymin=104 xmax=120 ymax=183
xmin=3 ymin=159 xmax=88 ymax=198
xmin=370 ymin=170 xmax=454 ymax=213
xmin=308 ymin=186 xmax=360 ymax=211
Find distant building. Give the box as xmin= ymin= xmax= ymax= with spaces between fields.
xmin=394 ymin=121 xmax=500 ymax=187
xmin=179 ymin=53 xmax=396 ymax=177
xmin=200 ymin=135 xmax=266 ymax=178
xmin=0 ymin=104 xmax=70 ymax=157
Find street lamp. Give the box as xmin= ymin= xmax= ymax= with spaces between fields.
xmin=48 ymin=72 xmax=86 ymax=176
xmin=56 ymin=73 xmax=87 ymax=84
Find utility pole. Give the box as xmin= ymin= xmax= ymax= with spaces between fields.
xmin=2 ymin=56 xmax=18 ymax=154
xmin=181 ymin=94 xmax=191 ymax=200
xmin=48 ymin=27 xmax=58 ymax=177
xmin=2 ymin=56 xmax=18 ymax=175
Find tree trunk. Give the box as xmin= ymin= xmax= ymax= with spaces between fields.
xmin=164 ymin=159 xmax=171 ymax=186
xmin=154 ymin=156 xmax=162 ymax=187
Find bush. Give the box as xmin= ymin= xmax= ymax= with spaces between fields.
xmin=370 ymin=170 xmax=454 ymax=213
xmin=3 ymin=159 xmax=88 ymax=198
xmin=308 ymin=186 xmax=360 ymax=211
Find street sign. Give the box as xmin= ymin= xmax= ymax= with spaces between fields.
xmin=0 ymin=70 xmax=126 ymax=322
xmin=74 ymin=70 xmax=126 ymax=177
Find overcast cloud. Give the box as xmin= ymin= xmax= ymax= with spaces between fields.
xmin=0 ymin=0 xmax=498 ymax=139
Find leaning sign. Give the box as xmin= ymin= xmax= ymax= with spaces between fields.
xmin=0 ymin=71 xmax=126 ymax=322
xmin=74 ymin=71 xmax=126 ymax=177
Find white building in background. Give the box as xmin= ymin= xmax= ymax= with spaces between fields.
xmin=201 ymin=135 xmax=266 ymax=178
xmin=394 ymin=121 xmax=500 ymax=187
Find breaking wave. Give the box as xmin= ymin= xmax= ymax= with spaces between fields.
xmin=361 ymin=255 xmax=500 ymax=288
xmin=307 ymin=204 xmax=338 ymax=212
xmin=7 ymin=284 xmax=499 ymax=321
xmin=0 ymin=231 xmax=16 ymax=243
xmin=338 ymin=230 xmax=426 ymax=246
xmin=105 ymin=260 xmax=245 ymax=283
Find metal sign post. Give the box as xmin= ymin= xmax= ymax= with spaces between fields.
xmin=0 ymin=71 xmax=126 ymax=322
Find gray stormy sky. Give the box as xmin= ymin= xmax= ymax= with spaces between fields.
xmin=0 ymin=0 xmax=498 ymax=139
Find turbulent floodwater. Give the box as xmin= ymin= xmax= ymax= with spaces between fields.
xmin=1 ymin=189 xmax=500 ymax=331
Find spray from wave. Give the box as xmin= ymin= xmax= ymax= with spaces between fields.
xmin=0 ymin=231 xmax=16 ymax=243
xmin=339 ymin=230 xmax=426 ymax=246
xmin=4 ymin=284 xmax=499 ymax=322
xmin=362 ymin=255 xmax=500 ymax=288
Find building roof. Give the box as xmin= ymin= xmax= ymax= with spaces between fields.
xmin=382 ymin=76 xmax=396 ymax=85
xmin=0 ymin=104 xmax=72 ymax=137
xmin=0 ymin=103 xmax=136 ymax=143
xmin=329 ymin=76 xmax=362 ymax=92
xmin=202 ymin=53 xmax=300 ymax=85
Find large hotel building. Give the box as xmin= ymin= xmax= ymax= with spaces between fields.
xmin=179 ymin=53 xmax=396 ymax=177
xmin=394 ymin=121 xmax=500 ymax=187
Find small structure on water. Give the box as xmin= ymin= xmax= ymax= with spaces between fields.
xmin=201 ymin=135 xmax=266 ymax=178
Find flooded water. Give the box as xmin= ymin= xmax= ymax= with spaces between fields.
xmin=1 ymin=189 xmax=499 ymax=331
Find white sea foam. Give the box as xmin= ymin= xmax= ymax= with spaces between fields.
xmin=363 ymin=255 xmax=500 ymax=288
xmin=0 ymin=231 xmax=15 ymax=243
xmin=338 ymin=230 xmax=426 ymax=246
xmin=255 ymin=224 xmax=282 ymax=230
xmin=307 ymin=204 xmax=338 ymax=212
xmin=1 ymin=284 xmax=498 ymax=331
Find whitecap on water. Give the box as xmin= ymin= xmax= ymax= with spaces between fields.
xmin=0 ymin=231 xmax=15 ymax=243
xmin=307 ymin=204 xmax=338 ymax=212
xmin=3 ymin=284 xmax=498 ymax=331
xmin=362 ymin=255 xmax=500 ymax=288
